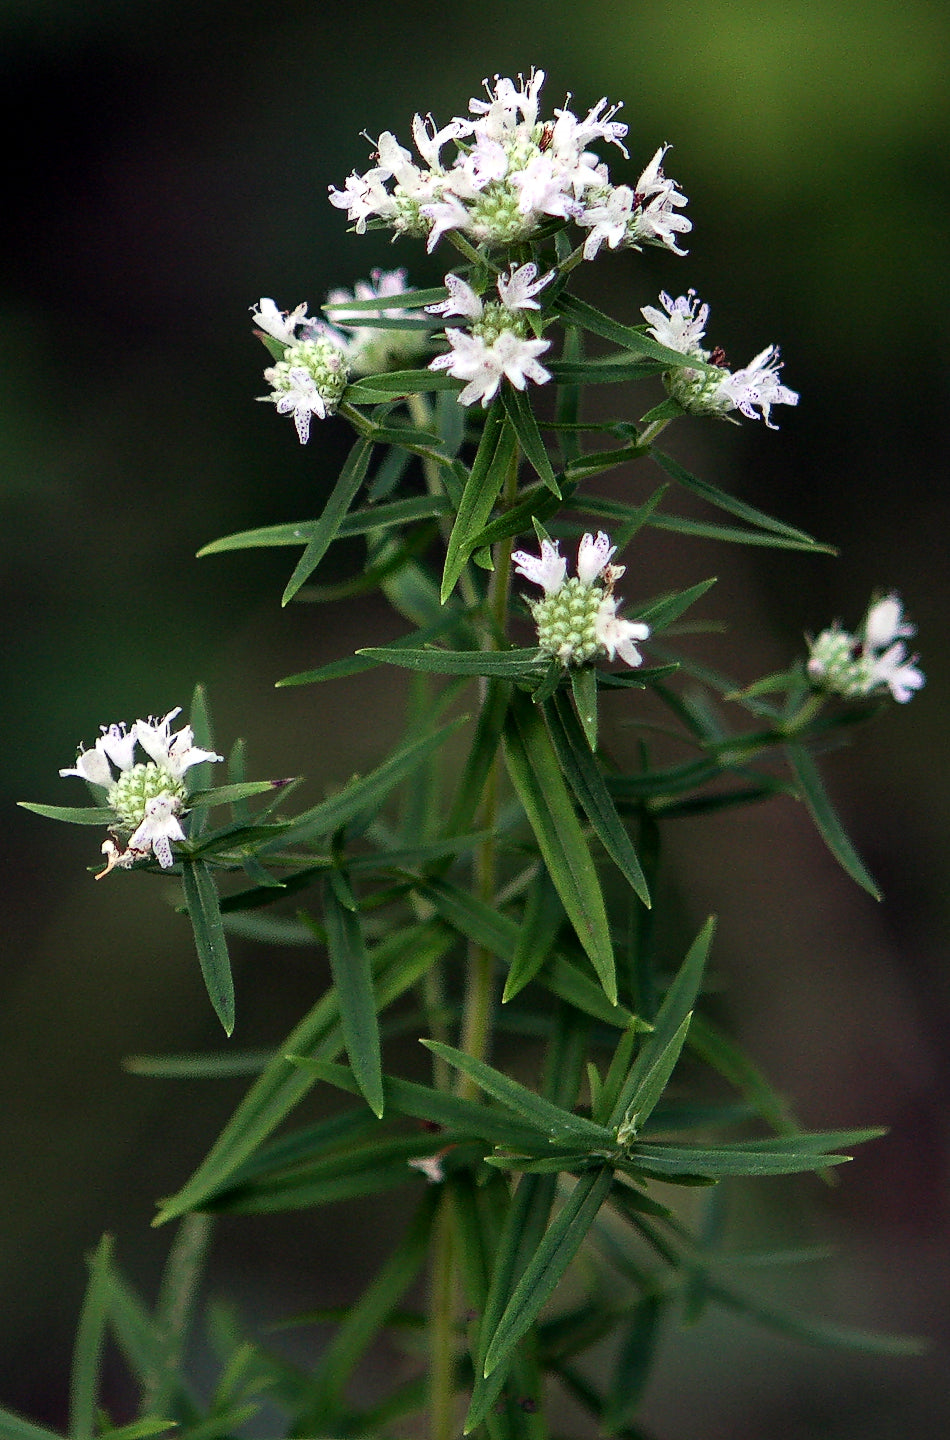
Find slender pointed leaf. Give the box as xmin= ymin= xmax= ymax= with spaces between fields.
xmin=546 ymin=694 xmax=650 ymax=906
xmin=355 ymin=646 xmax=546 ymax=677
xmin=441 ymin=401 xmax=516 ymax=602
xmin=785 ymin=743 xmax=881 ymax=898
xmin=502 ymin=385 xmax=559 ymax=493
xmin=18 ymin=802 xmax=114 ymax=825
xmin=616 ymin=1014 xmax=693 ymax=1143
xmin=569 ymin=664 xmax=598 ymax=751
xmin=323 ymin=884 xmax=384 ymax=1117
xmin=483 ymin=1167 xmax=614 ymax=1377
xmin=70 ymin=1236 xmax=113 ymax=1440
xmin=504 ymin=692 xmax=617 ymax=1004
xmin=504 ymin=868 xmax=564 ymax=1002
xmin=182 ymin=860 xmax=234 ymax=1036
xmin=281 ymin=436 xmax=374 ymax=605
xmin=650 ymin=449 xmax=831 ymax=548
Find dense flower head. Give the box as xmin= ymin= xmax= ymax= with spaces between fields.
xmin=258 ymin=329 xmax=351 ymax=442
xmin=324 ymin=268 xmax=429 ymax=375
xmin=512 ymin=531 xmax=649 ymax=668
xmin=427 ymin=263 xmax=554 ymax=406
xmin=641 ymin=289 xmax=799 ymax=429
xmin=329 ymin=69 xmax=689 ymax=260
xmin=807 ymin=594 xmax=925 ymax=704
xmin=60 ymin=708 xmax=223 ymax=873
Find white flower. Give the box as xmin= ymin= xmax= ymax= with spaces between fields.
xmin=711 ymin=345 xmax=799 ymax=429
xmin=260 ymin=329 xmax=351 ymax=442
xmin=512 ymin=537 xmax=567 ymax=594
xmin=642 ymin=290 xmax=799 ymax=429
xmin=271 ymin=367 xmax=330 ymax=443
xmin=578 ymin=185 xmax=634 ymax=260
xmin=496 ymin=262 xmax=555 ymax=311
xmin=324 ymin=269 xmax=428 ymax=375
xmin=61 ymin=708 xmax=223 ymax=874
xmin=127 ymin=794 xmax=187 ymax=870
xmin=250 ymin=298 xmax=312 ymax=345
xmin=425 ymin=273 xmax=484 ymax=321
xmin=595 ymin=596 xmax=650 ymax=668
xmin=863 ymin=593 xmax=915 ymax=651
xmin=408 ymin=1153 xmax=446 ymax=1184
xmin=514 ymin=533 xmax=649 ymax=668
xmin=429 ymin=328 xmax=551 ymax=407
xmin=641 ymin=289 xmax=709 ymax=357
xmin=871 ymin=643 xmax=925 ymax=704
xmin=134 ymin=708 xmax=223 ymax=777
xmin=576 ymin=530 xmax=618 ymax=585
xmin=807 ymin=593 xmax=924 ymax=704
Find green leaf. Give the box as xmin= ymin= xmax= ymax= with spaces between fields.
xmin=146 ymin=1213 xmax=212 ymax=1412
xmin=281 ymin=435 xmax=374 ymax=605
xmin=504 ymin=868 xmax=564 ymax=1003
xmin=545 ymin=694 xmax=650 ymax=907
xmin=604 ymin=1295 xmax=664 ymax=1433
xmin=504 ymin=692 xmax=617 ymax=1004
xmin=322 ymin=883 xmax=384 ymax=1117
xmin=182 ymin=860 xmax=235 ymax=1036
xmin=70 ymin=1235 xmax=113 ymax=1440
xmin=541 ymin=955 xmax=635 ymax=1029
xmin=636 ymin=578 xmax=717 ymax=633
xmin=785 ymin=743 xmax=881 ymax=898
xmin=198 ymin=494 xmax=452 ymax=556
xmin=650 ymin=449 xmax=833 ymax=550
xmin=153 ymin=920 xmax=450 ymax=1224
xmin=687 ymin=1012 xmax=798 ymax=1135
xmin=344 ymin=368 xmax=461 ymax=403
xmin=422 ymin=1040 xmax=615 ymax=1150
xmin=623 ymin=1141 xmax=856 ymax=1179
xmin=441 ymin=400 xmax=516 ymax=602
xmin=552 ymin=292 xmax=714 ymax=371
xmin=616 ymin=1015 xmax=693 ymax=1144
xmin=17 ymin=802 xmax=114 ymax=825
xmin=569 ymin=664 xmax=598 ymax=752
xmin=355 ymin=646 xmax=546 ymax=678
xmin=502 ymin=385 xmax=559 ymax=493
xmin=0 ymin=1409 xmax=65 ymax=1440
xmin=483 ymin=1167 xmax=614 ymax=1377
xmin=647 ymin=511 xmax=835 ymax=552
xmin=608 ymin=917 xmax=715 ymax=1131
xmin=705 ymin=1279 xmax=927 ymax=1355
xmin=268 ymin=715 xmax=467 ymax=850
xmin=186 ymin=780 xmax=286 ymax=809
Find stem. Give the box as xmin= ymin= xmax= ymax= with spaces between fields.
xmin=636 ymin=416 xmax=673 ymax=449
xmin=429 ymin=1189 xmax=458 ymax=1440
xmin=456 ymin=445 xmax=519 ymax=1095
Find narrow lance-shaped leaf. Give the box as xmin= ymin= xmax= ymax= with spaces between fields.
xmin=785 ymin=743 xmax=881 ymax=899
xmin=483 ymin=1167 xmax=614 ymax=1378
xmin=69 ymin=1235 xmax=113 ymax=1440
xmin=441 ymin=399 xmax=516 ymax=602
xmin=502 ymin=384 xmax=560 ymax=494
xmin=546 ymin=693 xmax=650 ymax=908
xmin=282 ymin=435 xmax=375 ymax=606
xmin=504 ymin=691 xmax=617 ymax=1005
xmin=182 ymin=859 xmax=235 ymax=1036
xmin=323 ymin=881 xmax=384 ymax=1117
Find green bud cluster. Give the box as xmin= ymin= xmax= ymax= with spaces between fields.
xmin=108 ymin=763 xmax=185 ymax=830
xmin=807 ymin=629 xmax=875 ymax=698
xmin=272 ymin=336 xmax=350 ymax=411
xmin=531 ymin=576 xmax=605 ymax=666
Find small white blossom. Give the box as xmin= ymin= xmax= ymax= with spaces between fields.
xmin=807 ymin=594 xmax=924 ymax=704
xmin=642 ymin=290 xmax=799 ymax=430
xmin=512 ymin=537 xmax=568 ymax=594
xmin=408 ymin=1153 xmax=446 ymax=1184
xmin=496 ymin=262 xmax=555 ymax=311
xmin=61 ymin=708 xmax=223 ymax=874
xmin=514 ymin=532 xmax=649 ymax=668
xmin=427 ymin=267 xmax=553 ymax=407
xmin=324 ymin=269 xmax=428 ymax=375
xmin=250 ymin=298 xmax=312 ymax=345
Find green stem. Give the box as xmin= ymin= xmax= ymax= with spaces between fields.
xmin=637 ymin=416 xmax=673 ymax=449
xmin=429 ymin=1188 xmax=458 ymax=1440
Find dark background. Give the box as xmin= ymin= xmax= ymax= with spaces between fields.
xmin=1 ymin=1 xmax=948 ymax=1435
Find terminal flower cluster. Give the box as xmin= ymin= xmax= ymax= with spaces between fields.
xmin=641 ymin=289 xmax=799 ymax=429
xmin=807 ymin=594 xmax=925 ymax=704
xmin=60 ymin=708 xmax=222 ymax=873
xmin=513 ymin=531 xmax=650 ymax=668
xmin=427 ymin=262 xmax=553 ymax=406
xmin=329 ymin=68 xmax=689 ymax=258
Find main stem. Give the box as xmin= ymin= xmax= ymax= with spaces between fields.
xmin=428 ymin=439 xmax=520 ymax=1440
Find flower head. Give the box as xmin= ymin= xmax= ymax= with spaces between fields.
xmin=330 ymin=70 xmax=687 ymax=262
xmin=642 ymin=290 xmax=798 ymax=429
xmin=60 ymin=710 xmax=223 ymax=873
xmin=513 ymin=531 xmax=649 ymax=668
xmin=427 ymin=265 xmax=553 ymax=407
xmin=324 ymin=269 xmax=429 ymax=375
xmin=807 ymin=594 xmax=924 ymax=704
xmin=258 ymin=329 xmax=351 ymax=442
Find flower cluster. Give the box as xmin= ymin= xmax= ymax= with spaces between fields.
xmin=641 ymin=289 xmax=799 ymax=429
xmin=60 ymin=708 xmax=222 ymax=873
xmin=807 ymin=594 xmax=925 ymax=704
xmin=427 ymin=262 xmax=553 ymax=407
xmin=513 ymin=531 xmax=649 ymax=668
xmin=329 ymin=68 xmax=689 ymax=259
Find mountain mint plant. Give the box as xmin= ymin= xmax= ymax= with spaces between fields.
xmin=16 ymin=66 xmax=924 ymax=1440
